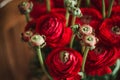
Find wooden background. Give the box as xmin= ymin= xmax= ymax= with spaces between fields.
xmin=0 ymin=0 xmax=36 ymax=80
xmin=0 ymin=0 xmax=120 ymax=80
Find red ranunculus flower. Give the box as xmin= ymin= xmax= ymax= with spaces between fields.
xmin=25 ymin=20 xmax=36 ymax=31
xmin=76 ymin=8 xmax=102 ymax=29
xmin=29 ymin=0 xmax=55 ymax=19
xmin=111 ymin=6 xmax=120 ymax=17
xmin=85 ymin=46 xmax=118 ymax=76
xmin=35 ymin=13 xmax=72 ymax=48
xmin=98 ymin=16 xmax=120 ymax=47
xmin=45 ymin=48 xmax=82 ymax=80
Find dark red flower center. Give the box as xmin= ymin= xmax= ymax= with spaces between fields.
xmin=94 ymin=47 xmax=104 ymax=54
xmin=80 ymin=15 xmax=92 ymax=24
xmin=60 ymin=51 xmax=70 ymax=63
xmin=112 ymin=26 xmax=120 ymax=35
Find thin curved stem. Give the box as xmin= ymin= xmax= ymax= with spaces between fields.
xmin=107 ymin=0 xmax=114 ymax=18
xmin=25 ymin=13 xmax=30 ymax=22
xmin=36 ymin=47 xmax=53 ymax=80
xmin=46 ymin=0 xmax=51 ymax=12
xmin=112 ymin=59 xmax=120 ymax=77
xmin=71 ymin=16 xmax=76 ymax=26
xmin=102 ymin=0 xmax=106 ymax=19
xmin=65 ymin=10 xmax=70 ymax=27
xmin=81 ymin=46 xmax=89 ymax=72
xmin=81 ymin=45 xmax=85 ymax=54
xmin=70 ymin=34 xmax=76 ymax=48
xmin=86 ymin=0 xmax=90 ymax=7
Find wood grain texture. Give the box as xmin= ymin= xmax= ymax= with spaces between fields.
xmin=0 ymin=0 xmax=33 ymax=80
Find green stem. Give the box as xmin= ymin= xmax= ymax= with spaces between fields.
xmin=102 ymin=0 xmax=106 ymax=19
xmin=46 ymin=0 xmax=51 ymax=12
xmin=81 ymin=46 xmax=89 ymax=72
xmin=71 ymin=16 xmax=76 ymax=26
xmin=107 ymin=0 xmax=114 ymax=18
xmin=86 ymin=0 xmax=90 ymax=7
xmin=65 ymin=10 xmax=70 ymax=27
xmin=77 ymin=0 xmax=82 ymax=7
xmin=70 ymin=34 xmax=76 ymax=48
xmin=36 ymin=47 xmax=53 ymax=80
xmin=81 ymin=45 xmax=85 ymax=54
xmin=25 ymin=13 xmax=30 ymax=22
xmin=112 ymin=59 xmax=120 ymax=77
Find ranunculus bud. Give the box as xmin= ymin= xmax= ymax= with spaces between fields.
xmin=64 ymin=0 xmax=77 ymax=8
xmin=71 ymin=7 xmax=83 ymax=17
xmin=84 ymin=34 xmax=98 ymax=49
xmin=71 ymin=24 xmax=80 ymax=33
xmin=18 ymin=1 xmax=33 ymax=14
xmin=29 ymin=34 xmax=46 ymax=47
xmin=79 ymin=24 xmax=93 ymax=35
xmin=21 ymin=31 xmax=33 ymax=42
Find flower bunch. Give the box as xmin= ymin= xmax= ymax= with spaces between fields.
xmin=19 ymin=0 xmax=120 ymax=80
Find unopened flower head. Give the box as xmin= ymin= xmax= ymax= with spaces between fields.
xmin=64 ymin=0 xmax=77 ymax=8
xmin=22 ymin=31 xmax=33 ymax=42
xmin=29 ymin=34 xmax=46 ymax=47
xmin=84 ymin=35 xmax=98 ymax=49
xmin=71 ymin=7 xmax=83 ymax=17
xmin=79 ymin=24 xmax=93 ymax=35
xmin=18 ymin=1 xmax=33 ymax=14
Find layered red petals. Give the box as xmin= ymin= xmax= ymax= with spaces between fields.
xmin=36 ymin=13 xmax=72 ymax=48
xmin=76 ymin=8 xmax=102 ymax=29
xmin=98 ymin=16 xmax=120 ymax=46
xmin=45 ymin=48 xmax=82 ymax=79
xmin=111 ymin=6 xmax=120 ymax=17
xmin=86 ymin=66 xmax=112 ymax=76
xmin=85 ymin=47 xmax=118 ymax=76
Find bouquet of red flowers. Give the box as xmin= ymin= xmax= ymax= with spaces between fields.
xmin=18 ymin=0 xmax=120 ymax=80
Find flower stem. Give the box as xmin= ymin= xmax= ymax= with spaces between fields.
xmin=102 ymin=0 xmax=106 ymax=19
xmin=46 ymin=0 xmax=51 ymax=12
xmin=81 ymin=46 xmax=89 ymax=72
xmin=71 ymin=16 xmax=76 ymax=26
xmin=36 ymin=47 xmax=53 ymax=80
xmin=25 ymin=13 xmax=30 ymax=22
xmin=107 ymin=0 xmax=114 ymax=18
xmin=86 ymin=0 xmax=90 ymax=7
xmin=112 ymin=59 xmax=120 ymax=77
xmin=77 ymin=0 xmax=82 ymax=7
xmin=70 ymin=34 xmax=76 ymax=48
xmin=65 ymin=10 xmax=70 ymax=27
xmin=82 ymin=45 xmax=85 ymax=54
